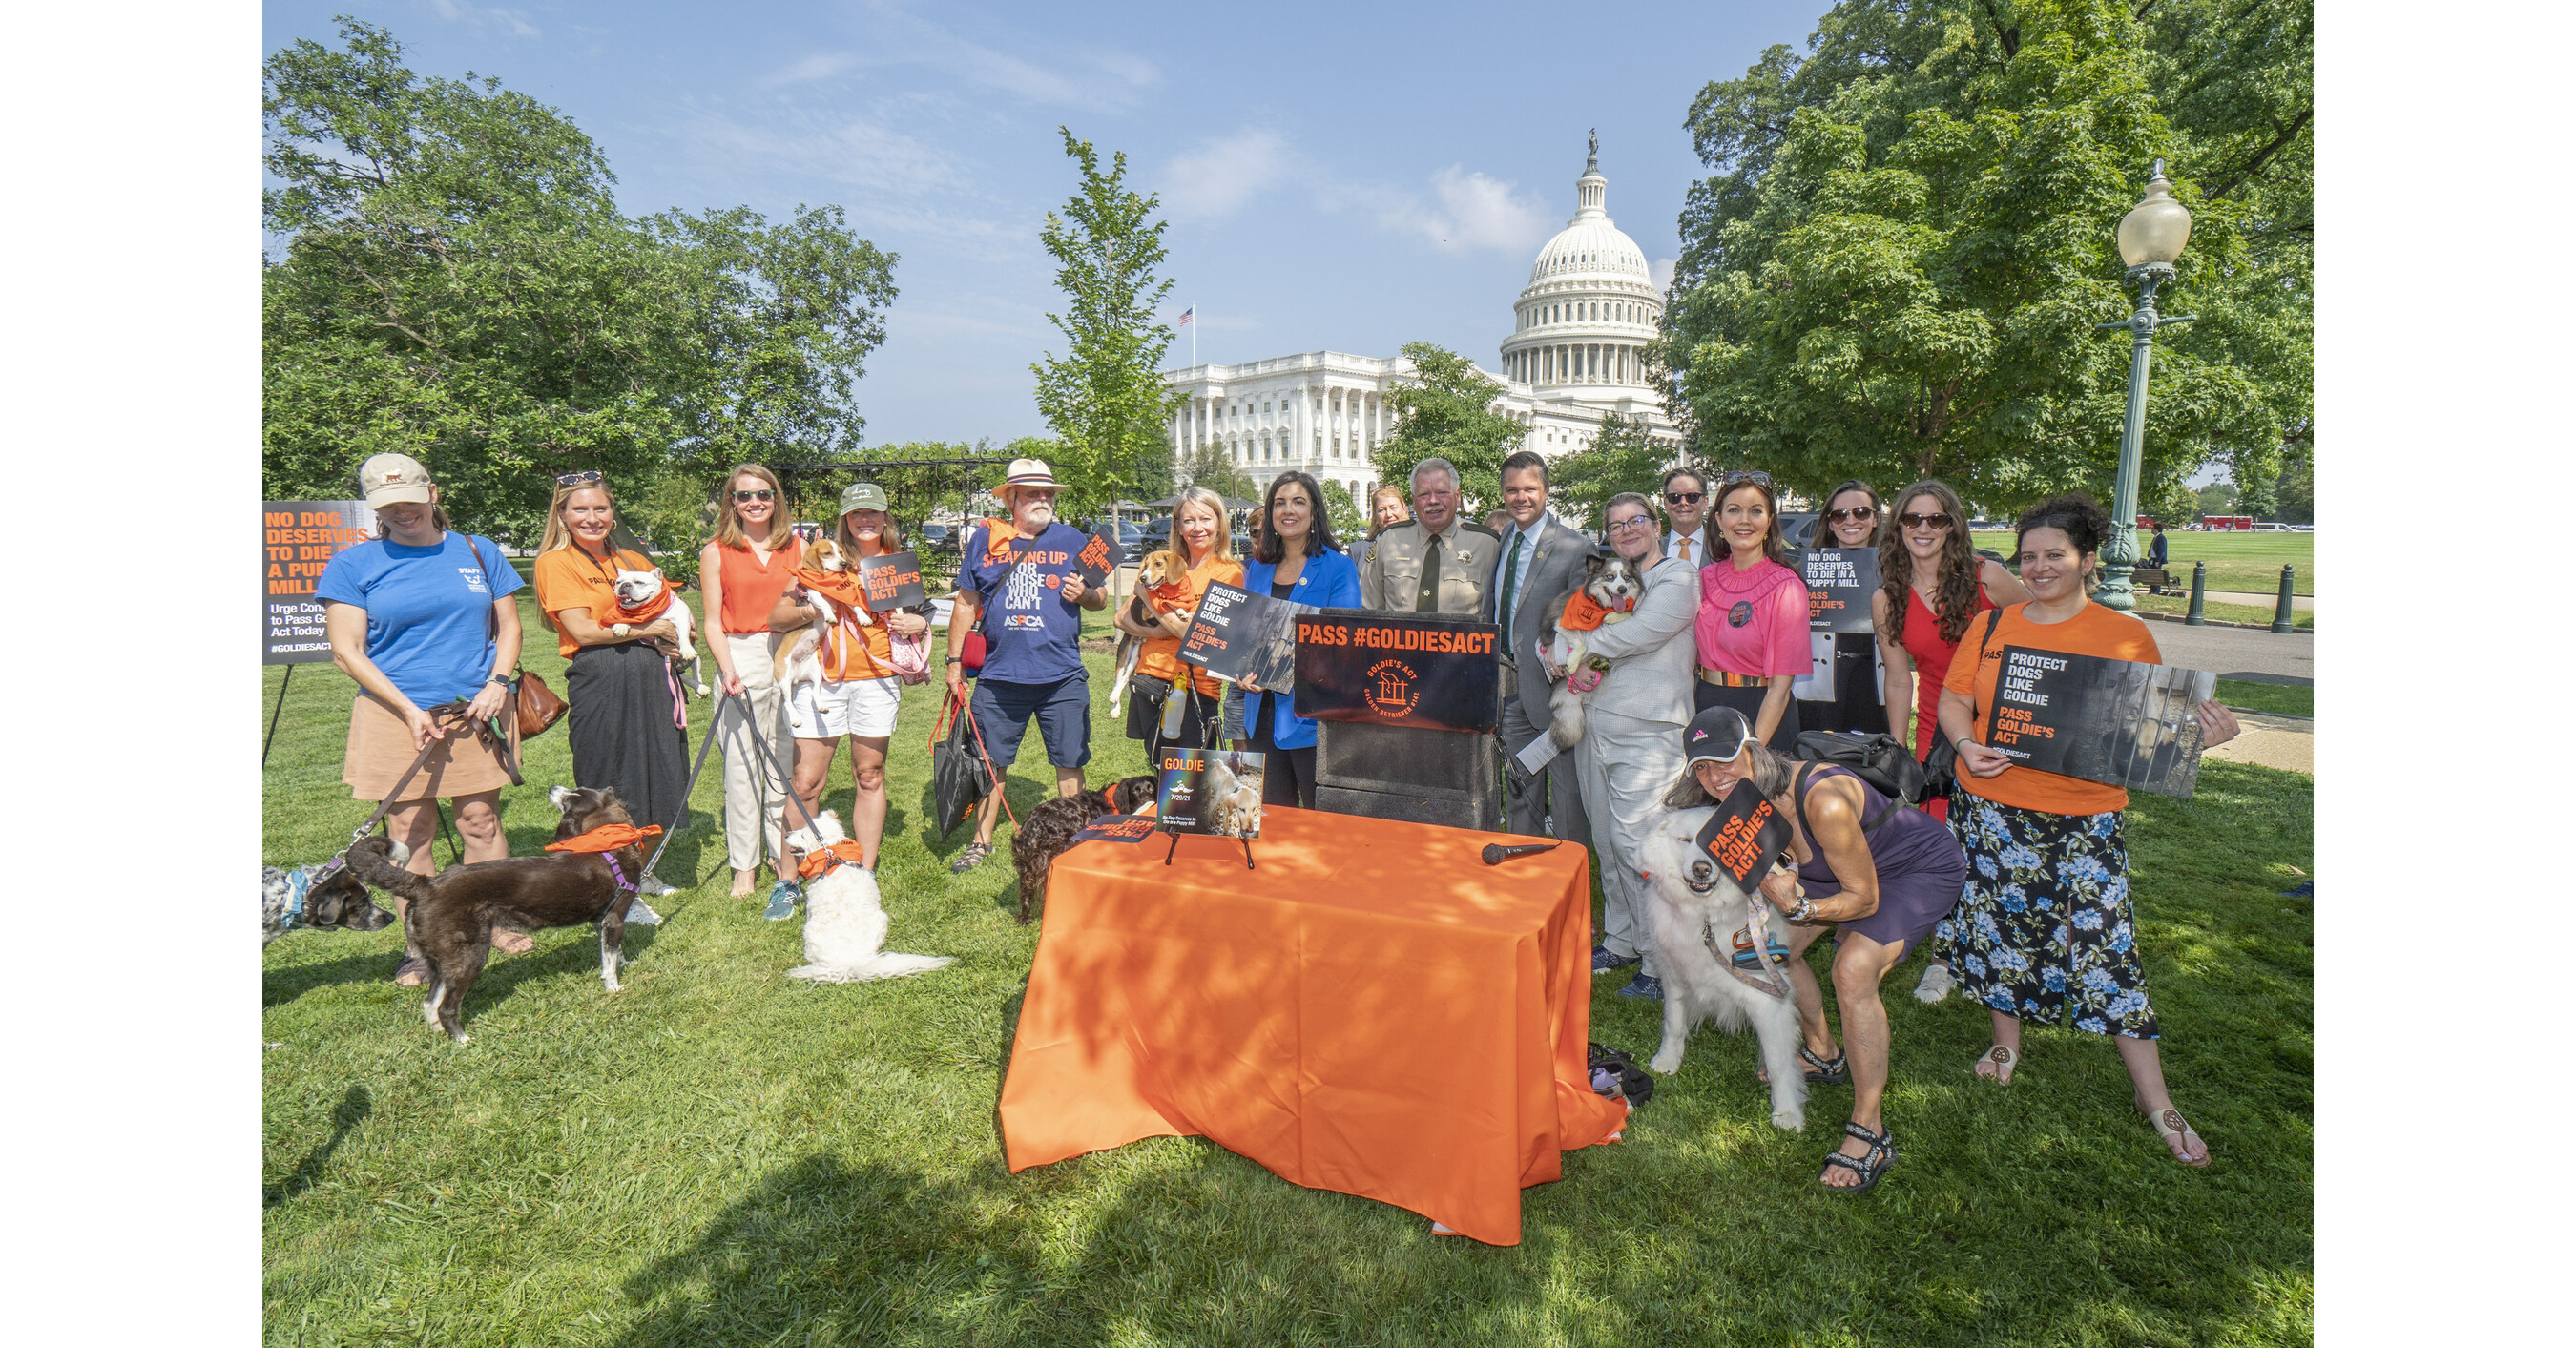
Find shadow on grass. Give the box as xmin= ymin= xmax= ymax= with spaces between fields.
xmin=265 ymin=1084 xmax=369 ymax=1207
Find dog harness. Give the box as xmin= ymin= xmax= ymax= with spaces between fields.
xmin=1559 ymin=589 xmax=1636 ymax=632
xmin=279 ymin=858 xmax=344 ymax=933
xmin=796 ymin=838 xmax=871 ymax=879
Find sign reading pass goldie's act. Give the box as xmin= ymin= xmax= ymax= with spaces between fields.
xmin=263 ymin=499 xmax=375 ymax=664
xmin=1291 ymin=609 xmax=1501 ymax=733
xmin=1987 ymin=647 xmax=2217 ymax=798
xmin=856 ymin=550 xmax=925 ymax=610
xmin=1696 ymin=778 xmax=1795 ymax=891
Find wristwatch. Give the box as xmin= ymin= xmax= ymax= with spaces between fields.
xmin=486 ymin=674 xmax=511 ymax=688
xmin=944 ymin=655 xmax=962 ymax=666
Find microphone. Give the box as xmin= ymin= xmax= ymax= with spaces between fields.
xmin=1483 ymin=840 xmax=1561 ymax=865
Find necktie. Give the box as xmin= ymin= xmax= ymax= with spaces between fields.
xmin=1499 ymin=529 xmax=1526 ymax=648
xmin=1680 ymin=536 xmax=1695 ymax=563
xmin=1416 ymin=531 xmax=1444 ymax=612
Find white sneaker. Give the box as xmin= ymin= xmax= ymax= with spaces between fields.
xmin=1913 ymin=963 xmax=1955 ymax=1004
xmin=624 ymin=896 xmax=663 ymax=925
xmin=638 ymin=875 xmax=677 ymax=897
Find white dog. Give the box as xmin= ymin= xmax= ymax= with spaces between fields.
xmin=1538 ymin=551 xmax=1642 ymax=751
xmin=609 ymin=566 xmax=709 ymax=695
xmin=1636 ymin=804 xmax=1809 ymax=1130
xmin=781 ymin=810 xmax=953 ymax=984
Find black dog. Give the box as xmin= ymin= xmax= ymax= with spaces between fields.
xmin=262 ymin=835 xmax=402 ymax=946
xmin=352 ymin=785 xmax=650 ymax=1043
xmin=1010 ymin=775 xmax=1158 ymax=924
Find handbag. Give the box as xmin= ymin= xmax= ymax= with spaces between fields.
xmin=886 ymin=628 xmax=931 ymax=684
xmin=467 ymin=535 xmax=567 ymax=739
xmin=1920 ymin=608 xmax=2005 ymax=797
xmin=930 ymin=689 xmax=998 ymax=839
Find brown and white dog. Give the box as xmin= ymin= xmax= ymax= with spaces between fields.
xmin=351 ymin=785 xmax=651 ymax=1044
xmin=607 ymin=566 xmax=709 ymax=695
xmin=1108 ymin=550 xmax=1186 ymax=717
xmin=1537 ymin=550 xmax=1642 ymax=751
xmin=778 ymin=536 xmax=862 ymax=696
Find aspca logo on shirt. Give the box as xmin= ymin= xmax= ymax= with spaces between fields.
xmin=459 ymin=567 xmax=490 ymax=594
xmin=1003 ymin=613 xmax=1047 ymax=631
xmin=1728 ymin=601 xmax=1753 ymax=628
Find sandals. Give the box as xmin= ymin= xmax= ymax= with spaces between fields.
xmin=1756 ymin=1044 xmax=1850 ymax=1086
xmin=1972 ymin=1043 xmax=2019 ymax=1086
xmin=491 ymin=927 xmax=533 ymax=954
xmin=2145 ymin=1104 xmax=2211 ymax=1168
xmin=1819 ymin=1121 xmax=1897 ymax=1194
xmin=392 ymin=954 xmax=429 ymax=987
xmin=949 ymin=842 xmax=994 ymax=874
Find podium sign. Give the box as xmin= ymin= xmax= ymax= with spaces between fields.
xmin=1291 ymin=609 xmax=1502 ymax=734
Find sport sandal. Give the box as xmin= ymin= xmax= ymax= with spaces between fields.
xmin=949 ymin=842 xmax=993 ymax=875
xmin=1758 ymin=1044 xmax=1851 ymax=1086
xmin=1973 ymin=1043 xmax=2018 ymax=1085
xmin=1819 ymin=1120 xmax=1897 ymax=1194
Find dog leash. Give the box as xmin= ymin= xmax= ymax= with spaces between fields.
xmin=632 ymin=695 xmax=729 ymax=887
xmin=331 ymin=698 xmax=472 ymax=861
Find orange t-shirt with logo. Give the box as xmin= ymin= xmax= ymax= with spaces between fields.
xmin=1943 ymin=601 xmax=2163 ymax=816
xmin=1134 ymin=553 xmax=1244 ymax=698
xmin=533 ymin=545 xmax=662 ymax=659
xmin=793 ymin=566 xmax=897 ymax=682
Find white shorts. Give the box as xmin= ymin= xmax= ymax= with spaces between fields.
xmin=785 ymin=676 xmax=902 ymax=740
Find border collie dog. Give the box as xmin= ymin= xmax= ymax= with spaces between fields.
xmin=352 ymin=785 xmax=649 ymax=1043
xmin=1637 ymin=805 xmax=1810 ymax=1130
xmin=1537 ymin=550 xmax=1643 ymax=751
xmin=262 ymin=835 xmax=402 ymax=946
xmin=1009 ymin=775 xmax=1159 ymax=924
xmin=779 ymin=810 xmax=954 ymax=983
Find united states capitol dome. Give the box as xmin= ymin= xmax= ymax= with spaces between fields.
xmin=1500 ymin=135 xmax=1662 ymax=395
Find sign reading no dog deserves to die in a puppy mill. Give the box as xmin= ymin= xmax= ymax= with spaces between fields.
xmin=264 ymin=499 xmax=374 ymax=664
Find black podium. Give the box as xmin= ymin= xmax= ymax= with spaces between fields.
xmin=1291 ymin=608 xmax=1506 ymax=833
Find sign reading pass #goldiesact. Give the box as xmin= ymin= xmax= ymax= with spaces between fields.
xmin=1802 ymin=547 xmax=1880 ymax=633
xmin=1290 ymin=608 xmax=1502 ymax=733
xmin=1695 ymin=778 xmax=1794 ymax=891
xmin=263 ymin=499 xmax=374 ymax=664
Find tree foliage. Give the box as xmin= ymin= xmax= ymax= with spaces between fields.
xmin=1369 ymin=342 xmax=1528 ymax=510
xmin=1176 ymin=439 xmax=1255 ymax=504
xmin=1030 ymin=129 xmax=1182 ymax=519
xmin=1658 ymin=0 xmax=2310 ymax=518
xmin=1319 ymin=480 xmax=1366 ymax=543
xmin=262 ymin=20 xmax=898 ymax=539
xmin=1548 ymin=411 xmax=1672 ymax=529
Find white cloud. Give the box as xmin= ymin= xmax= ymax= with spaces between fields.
xmin=1162 ymin=131 xmax=1551 ymax=258
xmin=848 ymin=0 xmax=1158 ymax=112
xmin=423 ymin=0 xmax=539 ymax=38
xmin=1399 ymin=166 xmax=1553 ymax=254
xmin=1650 ymin=257 xmax=1677 ymax=293
xmin=764 ymin=52 xmax=860 ymax=88
xmin=1160 ymin=129 xmax=1299 ymax=220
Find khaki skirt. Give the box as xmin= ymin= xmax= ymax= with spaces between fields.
xmin=343 ymin=694 xmax=520 ymax=802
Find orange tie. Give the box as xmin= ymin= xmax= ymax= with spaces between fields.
xmin=1680 ymin=537 xmax=1694 ymax=562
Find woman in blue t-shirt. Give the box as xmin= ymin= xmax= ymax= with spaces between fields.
xmin=318 ymin=454 xmax=531 ymax=983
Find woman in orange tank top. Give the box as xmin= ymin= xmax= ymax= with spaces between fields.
xmin=1112 ymin=487 xmax=1240 ymax=752
xmin=697 ymin=464 xmax=804 ymax=902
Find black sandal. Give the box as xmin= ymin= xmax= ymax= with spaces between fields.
xmin=1819 ymin=1121 xmax=1897 ymax=1194
xmin=1799 ymin=1045 xmax=1849 ymax=1085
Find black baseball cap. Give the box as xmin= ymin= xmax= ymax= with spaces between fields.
xmin=1683 ymin=707 xmax=1757 ymax=766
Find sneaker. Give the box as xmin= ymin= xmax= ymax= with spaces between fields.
xmin=638 ymin=875 xmax=677 ymax=897
xmin=763 ymin=881 xmax=801 ymax=922
xmin=1592 ymin=945 xmax=1641 ymax=975
xmin=1614 ymin=973 xmax=1663 ymax=1000
xmin=1912 ymin=964 xmax=1955 ymax=1004
xmin=625 ymin=897 xmax=663 ymax=926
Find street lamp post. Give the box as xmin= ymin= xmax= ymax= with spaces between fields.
xmin=2093 ymin=161 xmax=2195 ymax=612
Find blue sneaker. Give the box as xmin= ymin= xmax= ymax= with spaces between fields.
xmin=1614 ymin=973 xmax=1663 ymax=1000
xmin=1592 ymin=945 xmax=1640 ymax=975
xmin=762 ymin=881 xmax=801 ymax=922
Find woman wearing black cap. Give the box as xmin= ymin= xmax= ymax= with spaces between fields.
xmin=1663 ymin=704 xmax=1969 ymax=1193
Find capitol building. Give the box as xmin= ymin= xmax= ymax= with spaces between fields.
xmin=1162 ymin=140 xmax=1681 ymax=509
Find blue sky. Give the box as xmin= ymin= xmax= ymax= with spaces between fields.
xmin=262 ymin=0 xmax=1831 ymax=448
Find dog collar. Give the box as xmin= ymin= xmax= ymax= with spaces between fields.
xmin=795 ymin=839 xmax=870 ymax=880
xmin=602 ymin=853 xmax=635 ymax=895
xmin=282 ymin=869 xmax=311 ymax=930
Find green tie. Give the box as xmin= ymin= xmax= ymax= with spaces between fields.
xmin=1415 ymin=531 xmax=1443 ymax=612
xmin=1499 ymin=529 xmax=1526 ymax=647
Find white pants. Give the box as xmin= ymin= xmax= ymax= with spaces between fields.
xmin=718 ymin=633 xmax=796 ymax=872
xmin=1574 ymin=707 xmax=1685 ymax=980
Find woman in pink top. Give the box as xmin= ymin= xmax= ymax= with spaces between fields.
xmin=1693 ymin=471 xmax=1810 ymax=749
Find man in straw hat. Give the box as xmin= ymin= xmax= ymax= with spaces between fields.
xmin=943 ymin=457 xmax=1110 ymax=872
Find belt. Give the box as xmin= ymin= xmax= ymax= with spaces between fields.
xmin=1696 ymin=668 xmax=1771 ymax=689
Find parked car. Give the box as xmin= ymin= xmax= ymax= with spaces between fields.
xmin=1777 ymin=511 xmax=1822 ymax=551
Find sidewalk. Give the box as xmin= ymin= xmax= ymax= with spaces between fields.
xmin=2204 ymin=710 xmax=2311 ymax=776
xmin=2199 ymin=589 xmax=2314 ymax=611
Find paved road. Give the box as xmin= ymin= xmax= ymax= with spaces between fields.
xmin=2143 ymin=619 xmax=2314 ymax=683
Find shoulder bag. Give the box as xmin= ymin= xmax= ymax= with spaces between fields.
xmin=1919 ymin=607 xmax=2005 ymax=796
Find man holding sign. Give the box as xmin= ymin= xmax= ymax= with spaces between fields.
xmin=944 ymin=459 xmax=1110 ymax=874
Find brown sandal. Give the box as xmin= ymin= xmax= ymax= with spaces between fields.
xmin=393 ymin=954 xmax=429 ymax=987
xmin=491 ymin=927 xmax=533 ymax=954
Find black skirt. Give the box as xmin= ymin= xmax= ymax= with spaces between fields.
xmin=1126 ymin=678 xmax=1220 ymax=754
xmin=565 ymin=639 xmax=693 ymax=832
xmin=1798 ymin=632 xmax=1890 ymax=736
xmin=1693 ymin=680 xmax=1801 ymax=751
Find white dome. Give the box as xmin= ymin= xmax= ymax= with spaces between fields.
xmin=1499 ymin=137 xmax=1664 ymax=400
xmin=1530 ymin=218 xmax=1650 ymax=280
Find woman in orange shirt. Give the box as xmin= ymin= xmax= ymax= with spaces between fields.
xmin=1114 ymin=486 xmax=1241 ymax=753
xmin=1936 ymin=492 xmax=2239 ymax=1167
xmin=697 ymin=464 xmax=804 ymax=902
xmin=530 ymin=471 xmax=689 ymax=912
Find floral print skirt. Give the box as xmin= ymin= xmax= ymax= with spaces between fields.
xmin=1937 ymin=798 xmax=2158 ymax=1039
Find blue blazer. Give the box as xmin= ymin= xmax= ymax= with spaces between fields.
xmin=1234 ymin=546 xmax=1361 ymax=751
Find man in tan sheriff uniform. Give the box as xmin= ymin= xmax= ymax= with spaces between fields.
xmin=1358 ymin=457 xmax=1502 ymax=615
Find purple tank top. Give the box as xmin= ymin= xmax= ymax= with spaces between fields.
xmin=1791 ymin=764 xmax=1960 ymax=888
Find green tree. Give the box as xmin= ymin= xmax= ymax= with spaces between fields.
xmin=2147 ymin=478 xmax=2202 ymax=530
xmin=2272 ymin=449 xmax=2312 ymax=525
xmin=1659 ymin=0 xmax=2310 ymax=519
xmin=1370 ymin=342 xmax=1528 ymax=511
xmin=2193 ymin=480 xmax=2238 ymax=516
xmin=1548 ymin=411 xmax=1671 ymax=529
xmin=1319 ymin=480 xmax=1365 ymax=542
xmin=1177 ymin=440 xmax=1255 ymax=504
xmin=1030 ymin=128 xmax=1182 ymax=518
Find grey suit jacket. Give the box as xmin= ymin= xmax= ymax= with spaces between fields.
xmin=1485 ymin=514 xmax=1601 ymax=730
xmin=1574 ymin=552 xmax=1700 ymax=727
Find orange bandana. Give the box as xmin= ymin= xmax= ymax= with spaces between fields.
xmin=1560 ymin=589 xmax=1635 ymax=632
xmin=545 ymin=823 xmax=663 ymax=854
xmin=609 ymin=576 xmax=677 ymax=625
xmin=794 ymin=567 xmax=875 ymax=612
xmin=979 ymin=517 xmax=1023 ymax=563
xmin=796 ymin=838 xmax=870 ymax=878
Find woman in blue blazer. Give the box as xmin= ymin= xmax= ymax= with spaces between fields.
xmin=1231 ymin=470 xmax=1361 ymax=809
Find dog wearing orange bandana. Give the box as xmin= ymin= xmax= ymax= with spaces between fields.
xmin=779 ymin=537 xmax=864 ymax=696
xmin=1538 ymin=550 xmax=1642 ymax=751
xmin=1108 ymin=550 xmax=1187 ymax=717
xmin=780 ymin=809 xmax=953 ymax=983
xmin=608 ymin=564 xmax=707 ymax=695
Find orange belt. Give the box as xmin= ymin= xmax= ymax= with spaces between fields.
xmin=1696 ymin=668 xmax=1770 ymax=688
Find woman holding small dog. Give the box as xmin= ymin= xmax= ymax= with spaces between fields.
xmin=1114 ymin=486 xmax=1240 ymax=753
xmin=532 ymin=471 xmax=690 ymax=909
xmin=320 ymin=453 xmax=535 ymax=982
xmin=765 ymin=483 xmax=930 ymax=912
xmin=698 ymin=464 xmax=805 ymax=902
xmin=1663 ymin=704 xmax=1969 ymax=1192
xmin=1937 ymin=492 xmax=2239 ymax=1168
xmin=1231 ymin=470 xmax=1361 ymax=808
xmin=1693 ymin=472 xmax=1807 ymax=749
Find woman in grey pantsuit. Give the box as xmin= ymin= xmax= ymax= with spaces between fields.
xmin=1550 ymin=491 xmax=1702 ymax=1001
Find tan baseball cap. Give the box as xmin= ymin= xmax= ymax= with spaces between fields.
xmin=359 ymin=453 xmax=435 ymax=507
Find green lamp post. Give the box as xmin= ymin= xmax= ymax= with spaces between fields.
xmin=2094 ymin=162 xmax=2195 ymax=612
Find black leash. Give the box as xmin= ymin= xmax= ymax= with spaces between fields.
xmin=729 ymin=687 xmax=829 ymax=840
xmin=635 ymin=693 xmax=730 ymax=887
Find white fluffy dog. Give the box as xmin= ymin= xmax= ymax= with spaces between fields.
xmin=1636 ymin=804 xmax=1809 ymax=1130
xmin=781 ymin=810 xmax=953 ymax=984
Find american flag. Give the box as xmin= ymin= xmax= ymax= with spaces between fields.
xmin=1177 ymin=307 xmax=1194 ymax=327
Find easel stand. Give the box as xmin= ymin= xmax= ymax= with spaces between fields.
xmin=1161 ymin=827 xmax=1257 ymax=870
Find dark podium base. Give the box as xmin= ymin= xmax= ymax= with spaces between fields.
xmin=1314 ymin=719 xmax=1504 ymax=833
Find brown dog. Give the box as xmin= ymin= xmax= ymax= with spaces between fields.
xmin=1009 ymin=775 xmax=1159 ymax=924
xmin=352 ymin=785 xmax=650 ymax=1043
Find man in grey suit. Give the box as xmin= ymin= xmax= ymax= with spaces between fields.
xmin=1485 ymin=450 xmax=1596 ymax=843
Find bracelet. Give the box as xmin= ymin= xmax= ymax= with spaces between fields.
xmin=1789 ymin=896 xmax=1818 ymax=923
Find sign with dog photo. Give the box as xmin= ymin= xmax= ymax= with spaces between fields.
xmin=263 ymin=499 xmax=375 ymax=664
xmin=1801 ymin=547 xmax=1880 ymax=633
xmin=1155 ymin=748 xmax=1267 ymax=840
xmin=1077 ymin=529 xmax=1124 ymax=588
xmin=1070 ymin=814 xmax=1159 ymax=846
xmin=1696 ymin=779 xmax=1795 ymax=892
xmin=1986 ymin=647 xmax=2219 ymax=798
xmin=1290 ymin=609 xmax=1503 ymax=733
xmin=856 ymin=550 xmax=926 ymax=610
xmin=1176 ymin=580 xmax=1313 ymax=690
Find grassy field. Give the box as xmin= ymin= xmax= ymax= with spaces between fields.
xmin=1971 ymin=529 xmax=2314 ymax=596
xmin=2131 ymin=593 xmax=2313 ymax=630
xmin=2213 ymin=680 xmax=2313 ymax=718
xmin=263 ymin=590 xmax=2313 ymax=1345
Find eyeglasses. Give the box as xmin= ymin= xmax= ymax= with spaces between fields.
xmin=1827 ymin=506 xmax=1876 ymax=523
xmin=1721 ymin=470 xmax=1772 ymax=487
xmin=1898 ymin=511 xmax=1955 ymax=529
xmin=732 ymin=489 xmax=776 ymax=503
xmin=1608 ymin=515 xmax=1656 ymax=533
xmin=1664 ymin=491 xmax=1705 ymax=506
xmin=554 ymin=470 xmax=604 ymax=487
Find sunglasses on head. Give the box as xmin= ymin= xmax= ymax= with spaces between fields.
xmin=1827 ymin=506 xmax=1876 ymax=523
xmin=1721 ymin=470 xmax=1772 ymax=487
xmin=1664 ymin=490 xmax=1705 ymax=505
xmin=732 ymin=489 xmax=776 ymax=502
xmin=555 ymin=470 xmax=604 ymax=487
xmin=1899 ymin=511 xmax=1955 ymax=529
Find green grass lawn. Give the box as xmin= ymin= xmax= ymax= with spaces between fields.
xmin=2131 ymin=592 xmax=2314 ymax=630
xmin=1972 ymin=529 xmax=2314 ymax=596
xmin=2213 ymin=680 xmax=2313 ymax=718
xmin=264 ymin=591 xmax=2312 ymax=1345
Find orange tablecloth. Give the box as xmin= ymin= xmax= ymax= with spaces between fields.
xmin=997 ymin=804 xmax=1626 ymax=1246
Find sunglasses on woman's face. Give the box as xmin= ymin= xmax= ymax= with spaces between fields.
xmin=733 ymin=489 xmax=776 ymax=502
xmin=555 ymin=470 xmax=604 ymax=487
xmin=1827 ymin=506 xmax=1876 ymax=523
xmin=1899 ymin=511 xmax=1954 ymax=529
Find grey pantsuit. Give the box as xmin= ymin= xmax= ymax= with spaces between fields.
xmin=717 ymin=631 xmax=796 ymax=872
xmin=1562 ymin=554 xmax=1701 ymax=971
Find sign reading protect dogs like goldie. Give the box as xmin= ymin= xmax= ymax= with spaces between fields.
xmin=1290 ymin=609 xmax=1502 ymax=733
xmin=1696 ymin=779 xmax=1795 ymax=892
xmin=1987 ymin=647 xmax=2218 ymax=798
xmin=856 ymin=550 xmax=925 ymax=610
xmin=1155 ymin=749 xmax=1266 ymax=839
xmin=263 ymin=499 xmax=374 ymax=664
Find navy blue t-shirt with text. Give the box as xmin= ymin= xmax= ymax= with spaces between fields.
xmin=961 ymin=520 xmax=1089 ymax=685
